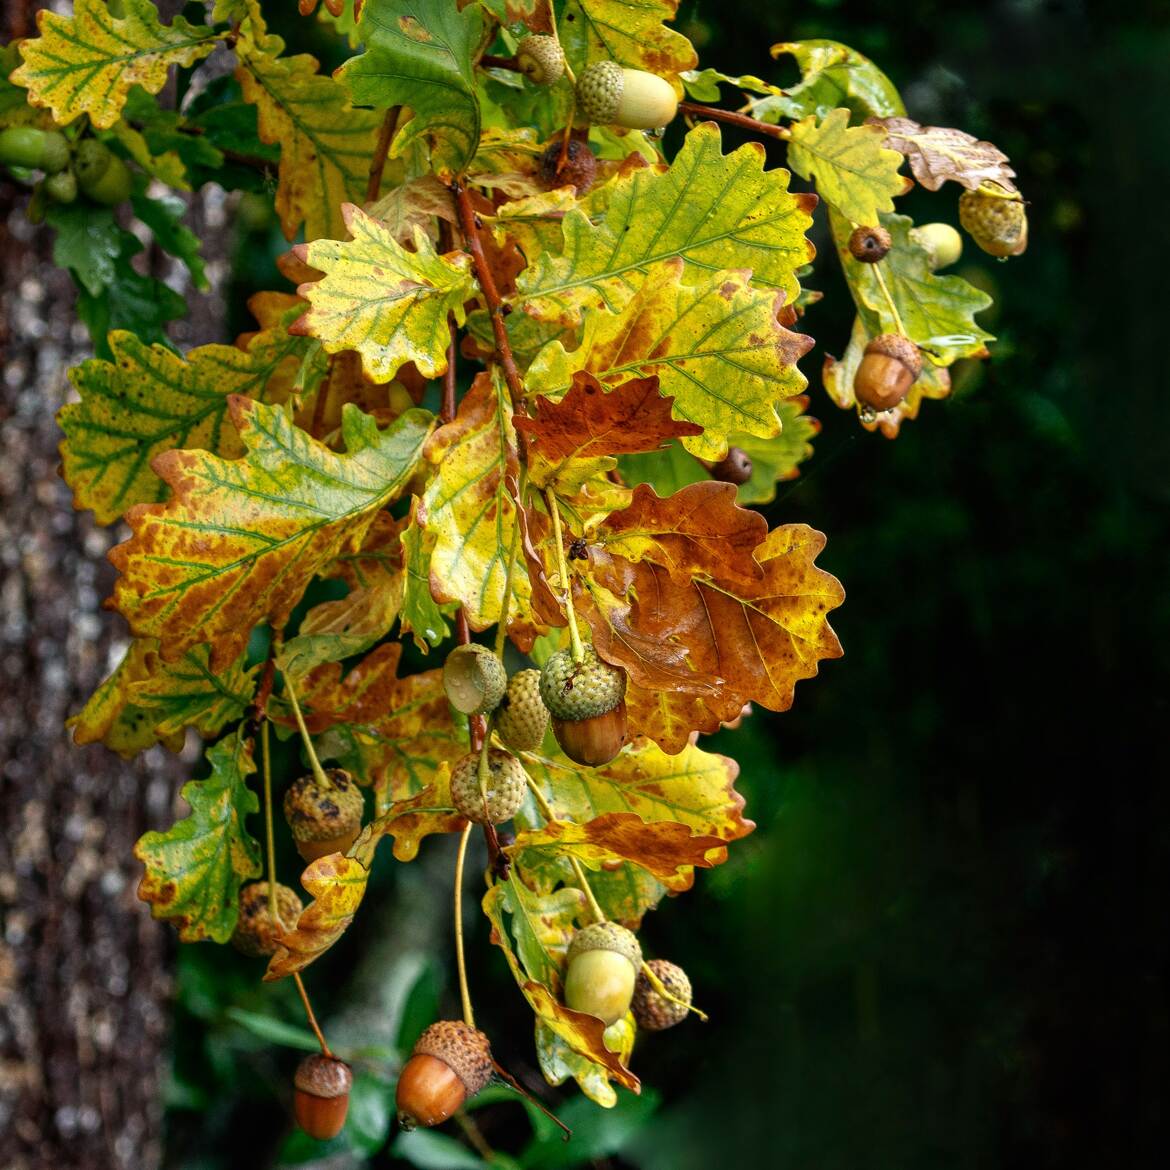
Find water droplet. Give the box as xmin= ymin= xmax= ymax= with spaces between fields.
xmin=858 ymin=404 xmax=877 ymax=425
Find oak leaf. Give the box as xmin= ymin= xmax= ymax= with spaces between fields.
xmin=874 ymin=116 xmax=1017 ymax=192
xmin=110 ymin=401 xmax=432 ymax=671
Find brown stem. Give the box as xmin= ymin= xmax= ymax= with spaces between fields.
xmin=491 ymin=1059 xmax=572 ymax=1140
xmin=366 ymin=106 xmax=400 ymax=203
xmin=451 ymin=181 xmax=527 ymax=418
xmin=293 ymin=973 xmax=333 ymax=1058
xmin=677 ymin=100 xmax=790 ymax=140
xmin=480 ymin=53 xmax=520 ymax=72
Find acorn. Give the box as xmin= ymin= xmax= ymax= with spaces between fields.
xmin=443 ymin=644 xmax=507 ymax=716
xmin=293 ymin=1053 xmax=352 ymax=1140
xmin=709 ymin=446 xmax=753 ymax=485
xmin=539 ymin=645 xmax=628 ymax=767
xmin=516 ymin=35 xmax=565 ymax=86
xmin=283 ymin=769 xmax=364 ymax=863
xmin=537 ymin=137 xmax=597 ymax=194
xmin=74 ymin=139 xmax=132 ymax=205
xmin=853 ymin=333 xmax=923 ymax=412
xmin=576 ymin=60 xmax=678 ymax=131
xmin=396 ymin=1020 xmax=494 ymax=1130
xmin=910 ymin=221 xmax=963 ymax=270
xmin=449 ymin=748 xmax=527 ymax=825
xmin=495 ymin=669 xmax=550 ymax=752
xmin=564 ymin=921 xmax=642 ymax=1026
xmin=848 ymin=225 xmax=892 ymax=263
xmin=43 ymin=169 xmax=77 ymax=204
xmin=958 ymin=180 xmax=1027 ymax=258
xmin=0 ymin=127 xmax=70 ymax=173
xmin=230 ymin=881 xmax=304 ymax=957
xmin=632 ymin=959 xmax=692 ymax=1031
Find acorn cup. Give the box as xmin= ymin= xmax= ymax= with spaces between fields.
xmin=443 ymin=644 xmax=507 ymax=716
xmin=848 ymin=224 xmax=892 ymax=263
xmin=230 ymin=881 xmax=304 ymax=957
xmin=293 ymin=1054 xmax=353 ymax=1140
xmin=563 ymin=921 xmax=642 ymax=1026
xmin=632 ymin=959 xmax=693 ymax=1031
xmin=537 ymin=137 xmax=597 ymax=194
xmin=449 ymin=748 xmax=527 ymax=825
xmin=396 ymin=1021 xmax=494 ymax=1130
xmin=516 ymin=35 xmax=565 ymax=86
xmin=576 ymin=61 xmax=678 ymax=130
xmin=539 ymin=646 xmax=628 ymax=767
xmin=495 ymin=669 xmax=550 ymax=752
xmin=283 ymin=768 xmax=365 ymax=863
xmin=853 ymin=333 xmax=923 ymax=413
xmin=958 ymin=181 xmax=1028 ymax=258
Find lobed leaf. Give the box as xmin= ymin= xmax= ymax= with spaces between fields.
xmin=60 ymin=325 xmax=305 ymax=525
xmin=12 ymin=0 xmax=218 ymax=129
xmin=517 ymin=122 xmax=814 ymax=324
xmin=294 ymin=205 xmax=474 ymax=383
xmin=785 ymin=108 xmax=910 ymax=226
xmin=109 ymin=400 xmax=432 ymax=672
xmin=134 ymin=731 xmax=261 ymax=943
xmin=874 ymin=116 xmax=1017 ymax=192
xmin=528 ymin=259 xmax=811 ymax=461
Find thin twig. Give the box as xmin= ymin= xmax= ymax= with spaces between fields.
xmin=677 ymin=100 xmax=790 ymax=140
xmin=293 ymin=973 xmax=333 ymax=1058
xmin=523 ymin=772 xmax=605 ymax=923
xmin=284 ymin=676 xmax=330 ymax=789
xmin=453 ymin=823 xmax=476 ymax=1029
xmin=366 ymin=106 xmax=400 ymax=203
xmin=544 ymin=489 xmax=584 ymax=662
xmin=871 ymin=261 xmax=908 ymax=338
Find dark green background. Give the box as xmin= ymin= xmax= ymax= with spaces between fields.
xmin=166 ymin=2 xmax=1170 ymax=1167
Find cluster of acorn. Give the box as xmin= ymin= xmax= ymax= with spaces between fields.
xmin=0 ymin=127 xmax=131 ymax=208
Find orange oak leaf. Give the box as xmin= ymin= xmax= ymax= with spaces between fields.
xmin=596 ymin=481 xmax=768 ymax=584
xmin=510 ymin=812 xmax=731 ymax=888
xmin=108 ymin=401 xmax=430 ymax=670
xmin=264 ymin=850 xmax=372 ymax=980
xmin=514 ymin=372 xmax=702 ymax=464
xmin=574 ymin=524 xmax=845 ymax=750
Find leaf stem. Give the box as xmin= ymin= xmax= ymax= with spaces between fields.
xmin=494 ymin=466 xmax=527 ymax=658
xmin=453 ymin=822 xmax=476 ymax=1029
xmin=871 ymin=260 xmax=908 ymax=338
xmin=293 ymin=972 xmax=333 ymax=1058
xmin=451 ymin=180 xmax=527 ymax=418
xmin=284 ymin=676 xmax=330 ymax=790
xmin=544 ymin=489 xmax=584 ymax=663
xmin=677 ymin=100 xmax=791 ymax=141
xmin=261 ymin=719 xmax=279 ymax=925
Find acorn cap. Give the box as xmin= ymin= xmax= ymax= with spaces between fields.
xmin=517 ymin=34 xmax=565 ymax=86
xmin=443 ymin=644 xmax=508 ymax=715
xmin=576 ymin=60 xmax=624 ymax=125
xmin=412 ymin=1020 xmax=493 ymax=1097
xmin=864 ymin=333 xmax=923 ymax=378
xmin=295 ymin=1053 xmax=353 ymax=1099
xmin=449 ymin=749 xmax=527 ymax=824
xmin=539 ymin=645 xmax=627 ymax=721
xmin=283 ymin=769 xmax=364 ymax=843
xmin=231 ymin=881 xmax=304 ymax=957
xmin=848 ymin=225 xmax=892 ymax=263
xmin=567 ymin=921 xmax=642 ymax=971
xmin=494 ymin=669 xmax=550 ymax=752
xmin=958 ymin=181 xmax=1027 ymax=258
xmin=632 ymin=958 xmax=692 ymax=1031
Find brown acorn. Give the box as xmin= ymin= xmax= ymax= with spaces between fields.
xmin=848 ymin=225 xmax=892 ymax=263
xmin=552 ymin=701 xmax=628 ymax=768
xmin=709 ymin=446 xmax=753 ymax=485
xmin=396 ymin=1020 xmax=494 ymax=1130
xmin=537 ymin=137 xmax=597 ymax=194
xmin=632 ymin=959 xmax=692 ymax=1031
xmin=283 ymin=769 xmax=364 ymax=863
xmin=230 ymin=881 xmax=304 ymax=957
xmin=293 ymin=1053 xmax=352 ymax=1140
xmin=853 ymin=333 xmax=923 ymax=412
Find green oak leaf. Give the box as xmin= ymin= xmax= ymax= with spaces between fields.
xmin=134 ymin=730 xmax=262 ymax=943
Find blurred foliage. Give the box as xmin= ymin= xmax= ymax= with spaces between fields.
xmin=162 ymin=1 xmax=1169 ymax=1167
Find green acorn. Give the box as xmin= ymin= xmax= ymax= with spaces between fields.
xmin=539 ymin=645 xmax=628 ymax=766
xmin=495 ymin=669 xmax=550 ymax=752
xmin=74 ymin=139 xmax=133 ymax=205
xmin=564 ymin=921 xmax=642 ymax=1025
xmin=449 ymin=748 xmax=527 ymax=825
xmin=43 ymin=169 xmax=77 ymax=204
xmin=443 ymin=644 xmax=507 ymax=716
xmin=576 ymin=61 xmax=678 ymax=130
xmin=910 ymin=222 xmax=963 ymax=270
xmin=0 ymin=127 xmax=70 ymax=173
xmin=958 ymin=181 xmax=1027 ymax=258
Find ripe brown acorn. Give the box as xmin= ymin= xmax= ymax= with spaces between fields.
xmin=283 ymin=768 xmax=364 ymax=863
xmin=853 ymin=333 xmax=923 ymax=412
xmin=396 ymin=1020 xmax=494 ymax=1130
xmin=709 ymin=446 xmax=753 ymax=485
xmin=848 ymin=225 xmax=892 ymax=263
xmin=564 ymin=921 xmax=642 ymax=1025
xmin=632 ymin=958 xmax=692 ymax=1031
xmin=540 ymin=646 xmax=628 ymax=767
xmin=537 ymin=137 xmax=597 ymax=194
xmin=294 ymin=1053 xmax=352 ymax=1140
xmin=230 ymin=881 xmax=304 ymax=957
